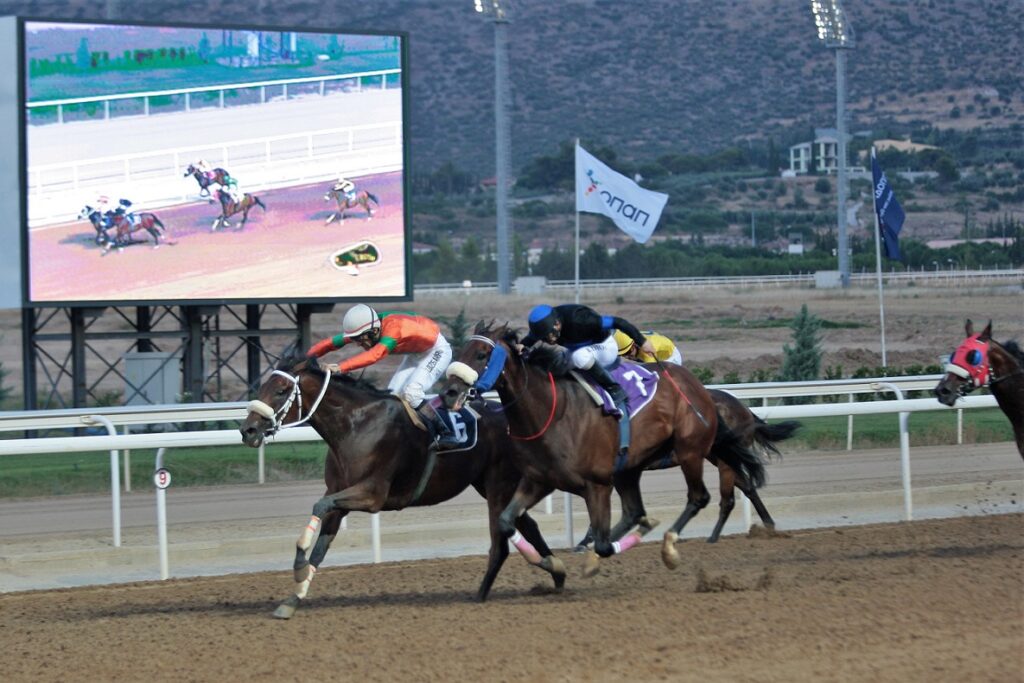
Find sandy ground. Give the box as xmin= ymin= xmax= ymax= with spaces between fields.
xmin=1 ymin=513 xmax=1020 ymax=682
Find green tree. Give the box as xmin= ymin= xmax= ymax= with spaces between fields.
xmin=778 ymin=304 xmax=822 ymax=403
xmin=447 ymin=307 xmax=469 ymax=351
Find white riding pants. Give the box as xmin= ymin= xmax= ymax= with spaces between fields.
xmin=388 ymin=333 xmax=452 ymax=408
xmin=569 ymin=334 xmax=619 ymax=370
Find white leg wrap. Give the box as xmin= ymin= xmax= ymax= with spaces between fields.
xmin=298 ymin=515 xmax=321 ymax=551
xmin=295 ymin=565 xmax=316 ymax=599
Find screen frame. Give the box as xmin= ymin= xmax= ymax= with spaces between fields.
xmin=18 ymin=15 xmax=412 ymax=308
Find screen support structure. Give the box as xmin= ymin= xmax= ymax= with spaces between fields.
xmin=20 ymin=303 xmax=335 ymax=410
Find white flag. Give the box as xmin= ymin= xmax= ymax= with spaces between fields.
xmin=575 ymin=143 xmax=668 ymax=244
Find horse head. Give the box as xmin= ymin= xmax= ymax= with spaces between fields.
xmin=934 ymin=319 xmax=993 ymax=405
xmin=240 ymin=353 xmax=328 ymax=447
xmin=183 ymin=164 xmax=197 ymax=178
xmin=442 ymin=320 xmax=520 ymax=411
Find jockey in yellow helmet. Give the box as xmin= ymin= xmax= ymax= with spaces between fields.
xmin=613 ymin=329 xmax=682 ymax=365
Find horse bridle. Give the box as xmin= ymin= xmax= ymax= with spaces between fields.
xmin=247 ymin=368 xmax=330 ymax=437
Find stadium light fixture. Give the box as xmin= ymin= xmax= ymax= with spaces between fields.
xmin=812 ymin=0 xmax=855 ymax=288
xmin=474 ymin=0 xmax=513 ymax=294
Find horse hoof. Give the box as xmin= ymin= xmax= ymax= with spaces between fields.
xmin=582 ymin=550 xmax=601 ymax=578
xmin=661 ymin=531 xmax=681 ymax=570
xmin=272 ymin=595 xmax=300 ymax=620
xmin=541 ymin=555 xmax=567 ymax=591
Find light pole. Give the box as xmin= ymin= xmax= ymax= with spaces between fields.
xmin=812 ymin=0 xmax=855 ymax=288
xmin=474 ymin=0 xmax=513 ymax=294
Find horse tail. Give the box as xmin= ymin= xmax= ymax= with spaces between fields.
xmin=710 ymin=419 xmax=767 ymax=489
xmin=750 ymin=418 xmax=800 ymax=460
xmin=367 ymin=191 xmax=380 ymax=206
xmin=148 ymin=214 xmax=166 ymax=234
xmin=254 ymin=196 xmax=267 ymax=211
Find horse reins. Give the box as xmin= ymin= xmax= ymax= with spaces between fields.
xmin=466 ymin=334 xmax=555 ymax=440
xmin=654 ymin=358 xmax=710 ymax=428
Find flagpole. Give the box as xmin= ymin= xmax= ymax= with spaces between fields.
xmin=574 ymin=138 xmax=581 ymax=304
xmin=871 ymin=146 xmax=888 ymax=368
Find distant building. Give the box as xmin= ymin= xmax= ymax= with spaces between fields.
xmin=787 ymin=232 xmax=805 ymax=255
xmin=787 ymin=128 xmax=855 ymax=175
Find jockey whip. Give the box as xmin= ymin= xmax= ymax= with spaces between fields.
xmin=654 ymin=358 xmax=709 ymax=428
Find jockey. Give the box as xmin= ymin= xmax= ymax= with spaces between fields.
xmin=306 ymin=304 xmax=460 ymax=448
xmin=613 ymin=329 xmax=682 ymax=365
xmin=94 ymin=195 xmax=114 ymax=228
xmin=522 ymin=304 xmax=655 ymax=457
xmin=333 ymin=176 xmax=357 ymax=201
xmin=114 ymin=198 xmax=135 ymax=224
xmin=195 ymin=159 xmax=211 ymax=174
xmin=223 ymin=178 xmax=243 ymax=204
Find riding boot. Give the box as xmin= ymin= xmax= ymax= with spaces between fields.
xmin=587 ymin=363 xmax=630 ymax=459
xmin=419 ymin=403 xmax=461 ymax=449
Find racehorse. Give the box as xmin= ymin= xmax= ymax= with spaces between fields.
xmin=934 ymin=320 xmax=1024 ymax=457
xmin=101 ymin=211 xmax=170 ymax=252
xmin=574 ymin=388 xmax=799 ymax=550
xmin=324 ymin=187 xmax=379 ymax=224
xmin=239 ymin=352 xmax=566 ymax=619
xmin=78 ymin=204 xmax=114 ymax=245
xmin=79 ymin=204 xmax=169 ymax=251
xmin=212 ymin=189 xmax=266 ymax=231
xmin=184 ymin=163 xmax=232 ymax=197
xmin=441 ymin=322 xmax=767 ymax=576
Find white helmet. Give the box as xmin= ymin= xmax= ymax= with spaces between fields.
xmin=342 ymin=304 xmax=380 ymax=338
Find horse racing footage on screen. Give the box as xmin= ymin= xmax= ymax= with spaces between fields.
xmin=22 ymin=18 xmax=410 ymax=305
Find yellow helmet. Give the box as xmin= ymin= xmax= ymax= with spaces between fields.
xmin=613 ymin=330 xmax=634 ymax=355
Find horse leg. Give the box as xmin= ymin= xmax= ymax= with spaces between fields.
xmin=478 ymin=478 xmax=561 ymax=601
xmin=273 ymin=481 xmax=388 ymax=619
xmin=707 ymin=463 xmax=735 ymax=544
xmin=735 ymin=474 xmax=776 ymax=532
xmin=577 ymin=468 xmax=660 ymax=551
xmin=662 ymin=454 xmax=710 ymax=570
xmin=274 ymin=508 xmax=346 ymax=619
xmin=146 ymin=226 xmax=161 ymax=248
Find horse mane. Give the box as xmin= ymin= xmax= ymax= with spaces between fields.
xmin=275 ymin=352 xmax=392 ymax=397
xmin=470 ymin=319 xmax=572 ymax=375
xmin=1000 ymin=339 xmax=1024 ymax=366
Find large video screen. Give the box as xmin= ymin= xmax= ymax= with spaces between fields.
xmin=22 ymin=19 xmax=409 ymax=305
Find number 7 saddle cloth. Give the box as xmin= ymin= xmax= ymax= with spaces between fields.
xmin=570 ymin=360 xmax=659 ymax=419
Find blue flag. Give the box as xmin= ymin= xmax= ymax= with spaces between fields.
xmin=871 ymin=150 xmax=906 ymax=260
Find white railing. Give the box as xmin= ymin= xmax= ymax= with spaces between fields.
xmin=0 ymin=373 xmax=1003 ymax=579
xmin=28 ymin=122 xmax=403 ymax=226
xmin=415 ymin=268 xmax=1024 ymax=293
xmin=27 ymin=69 xmax=401 ymax=124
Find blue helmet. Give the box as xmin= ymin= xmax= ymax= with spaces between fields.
xmin=528 ymin=304 xmax=559 ymax=340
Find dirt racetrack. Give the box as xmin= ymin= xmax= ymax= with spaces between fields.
xmin=3 ymin=513 xmax=1020 ymax=682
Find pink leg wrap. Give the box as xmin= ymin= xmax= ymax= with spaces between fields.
xmin=613 ymin=532 xmax=642 ymax=554
xmin=510 ymin=531 xmax=542 ymax=564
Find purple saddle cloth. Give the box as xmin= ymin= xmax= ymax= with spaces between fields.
xmin=581 ymin=360 xmax=659 ymax=419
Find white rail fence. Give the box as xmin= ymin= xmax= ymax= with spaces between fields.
xmin=0 ymin=374 xmax=1002 ymax=579
xmin=27 ymin=68 xmax=401 ymax=125
xmin=28 ymin=121 xmax=403 ymax=226
xmin=416 ymin=268 xmax=1023 ymax=294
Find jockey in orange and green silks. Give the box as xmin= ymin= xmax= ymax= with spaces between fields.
xmin=306 ymin=304 xmax=459 ymax=446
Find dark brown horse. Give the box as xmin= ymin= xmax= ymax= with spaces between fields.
xmin=212 ymin=189 xmax=266 ymax=231
xmin=324 ymin=186 xmax=379 ymax=224
xmin=574 ymin=388 xmax=798 ymax=549
xmin=934 ymin=320 xmax=1024 ymax=457
xmin=184 ymin=163 xmax=233 ymax=197
xmin=101 ymin=211 xmax=172 ymax=252
xmin=239 ymin=353 xmax=565 ymax=619
xmin=441 ymin=322 xmax=766 ymax=575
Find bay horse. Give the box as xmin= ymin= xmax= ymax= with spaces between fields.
xmin=184 ymin=163 xmax=232 ymax=197
xmin=934 ymin=320 xmax=1024 ymax=457
xmin=212 ymin=189 xmax=266 ymax=231
xmin=574 ymin=388 xmax=799 ymax=549
xmin=324 ymin=186 xmax=379 ymax=224
xmin=441 ymin=322 xmax=767 ymax=576
xmin=239 ymin=353 xmax=566 ymax=619
xmin=101 ymin=211 xmax=171 ymax=252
